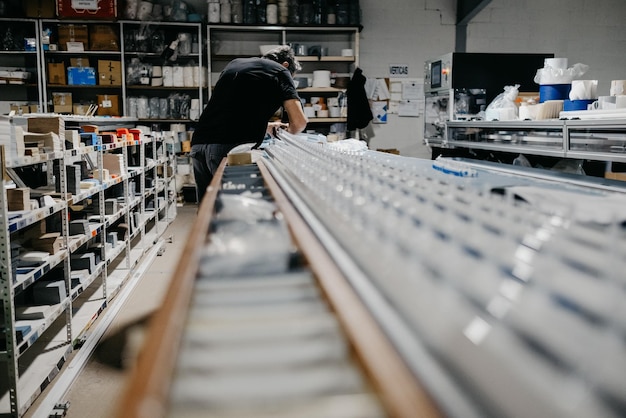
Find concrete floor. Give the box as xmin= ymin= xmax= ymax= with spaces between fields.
xmin=25 ymin=203 xmax=198 ymax=418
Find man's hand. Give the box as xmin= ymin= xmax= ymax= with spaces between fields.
xmin=267 ymin=121 xmax=289 ymax=137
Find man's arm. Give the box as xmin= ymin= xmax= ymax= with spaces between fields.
xmin=283 ymin=98 xmax=308 ymax=134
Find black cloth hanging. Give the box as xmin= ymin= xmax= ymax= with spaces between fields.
xmin=346 ymin=67 xmax=373 ymax=130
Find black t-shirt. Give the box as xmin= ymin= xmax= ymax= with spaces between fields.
xmin=191 ymin=57 xmax=300 ymax=146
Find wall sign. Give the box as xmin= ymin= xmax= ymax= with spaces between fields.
xmin=389 ymin=64 xmax=409 ymax=77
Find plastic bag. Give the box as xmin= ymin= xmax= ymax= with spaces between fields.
xmin=485 ymin=85 xmax=520 ymax=121
xmin=534 ymin=63 xmax=589 ymax=85
xmin=512 ymin=154 xmax=532 ymax=167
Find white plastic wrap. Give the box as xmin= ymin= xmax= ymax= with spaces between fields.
xmin=534 ymin=62 xmax=589 ymax=85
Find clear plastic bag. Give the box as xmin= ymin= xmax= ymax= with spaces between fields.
xmin=485 ymin=84 xmax=520 ymax=121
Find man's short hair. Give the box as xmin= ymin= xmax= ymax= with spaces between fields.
xmin=263 ymin=45 xmax=301 ymax=74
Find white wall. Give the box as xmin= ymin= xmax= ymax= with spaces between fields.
xmin=357 ymin=0 xmax=456 ymax=158
xmin=466 ymin=0 xmax=626 ymax=97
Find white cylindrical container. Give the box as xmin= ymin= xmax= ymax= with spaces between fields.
xmin=312 ymin=70 xmax=331 ymax=88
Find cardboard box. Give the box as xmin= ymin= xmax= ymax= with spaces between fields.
xmin=10 ymin=105 xmax=32 ymax=115
xmin=57 ymin=0 xmax=118 ymax=20
xmin=57 ymin=24 xmax=88 ymax=51
xmin=52 ymin=92 xmax=72 ymax=114
xmin=89 ymin=25 xmax=120 ymax=51
xmin=227 ymin=152 xmax=252 ymax=166
xmin=31 ymin=232 xmax=64 ymax=254
xmin=97 ymin=60 xmax=122 ymax=86
xmin=48 ymin=63 xmax=66 ymax=85
xmin=7 ymin=188 xmax=30 ymax=211
xmin=102 ymin=153 xmax=125 ymax=175
xmin=605 ymin=171 xmax=626 ymax=181
xmin=23 ymin=0 xmax=56 ymax=17
xmin=96 ymin=94 xmax=119 ymax=116
xmin=73 ymin=104 xmax=92 ymax=116
xmin=70 ymin=57 xmax=90 ymax=67
xmin=181 ymin=140 xmax=191 ymax=153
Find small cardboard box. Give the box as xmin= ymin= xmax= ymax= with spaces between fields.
xmin=48 ymin=63 xmax=66 ymax=85
xmin=96 ymin=94 xmax=119 ymax=116
xmin=10 ymin=105 xmax=31 ymax=115
xmin=89 ymin=25 xmax=120 ymax=51
xmin=58 ymin=24 xmax=89 ymax=51
xmin=70 ymin=57 xmax=90 ymax=67
xmin=23 ymin=0 xmax=56 ymax=17
xmin=73 ymin=104 xmax=92 ymax=116
xmin=31 ymin=232 xmax=64 ymax=254
xmin=7 ymin=188 xmax=30 ymax=211
xmin=97 ymin=60 xmax=122 ymax=86
xmin=227 ymin=152 xmax=252 ymax=166
xmin=181 ymin=140 xmax=191 ymax=153
xmin=52 ymin=93 xmax=72 ymax=114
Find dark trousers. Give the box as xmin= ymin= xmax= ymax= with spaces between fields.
xmin=190 ymin=143 xmax=236 ymax=203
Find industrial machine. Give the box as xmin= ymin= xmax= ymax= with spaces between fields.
xmin=423 ymin=52 xmax=554 ymax=149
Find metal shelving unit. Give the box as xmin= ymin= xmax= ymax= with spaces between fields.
xmin=0 ymin=115 xmax=177 ymax=417
xmin=207 ymin=24 xmax=360 ymax=130
xmin=444 ymin=119 xmax=626 ymax=164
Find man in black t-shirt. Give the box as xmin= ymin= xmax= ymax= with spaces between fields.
xmin=190 ymin=46 xmax=308 ymax=203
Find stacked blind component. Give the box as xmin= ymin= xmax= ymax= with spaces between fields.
xmin=166 ymin=165 xmax=385 ymax=418
xmin=265 ymin=135 xmax=626 ymax=418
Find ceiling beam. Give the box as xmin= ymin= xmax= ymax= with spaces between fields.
xmin=456 ymin=0 xmax=492 ymax=52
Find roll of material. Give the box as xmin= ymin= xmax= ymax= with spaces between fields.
xmin=610 ymin=80 xmax=626 ymax=96
xmin=563 ymin=99 xmax=595 ymax=111
xmin=193 ymin=67 xmax=201 ymax=87
xmin=539 ymin=84 xmax=571 ymax=103
xmin=173 ymin=66 xmax=184 ymax=87
xmin=569 ymin=80 xmax=597 ymax=100
xmin=545 ymin=57 xmax=568 ymax=69
xmin=152 ymin=66 xmax=162 ymax=77
xmin=137 ymin=97 xmax=149 ymax=119
xmin=151 ymin=77 xmax=163 ymax=86
xmin=127 ymin=97 xmax=138 ymax=118
xmin=191 ymin=98 xmax=200 ymax=109
xmin=136 ymin=1 xmax=153 ymax=20
xmin=163 ymin=66 xmax=173 ymax=87
xmin=208 ymin=2 xmax=220 ymax=23
xmin=183 ymin=66 xmax=194 ymax=87
xmin=312 ymin=70 xmax=331 ymax=88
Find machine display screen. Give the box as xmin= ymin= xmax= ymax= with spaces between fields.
xmin=431 ymin=60 xmax=442 ymax=88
